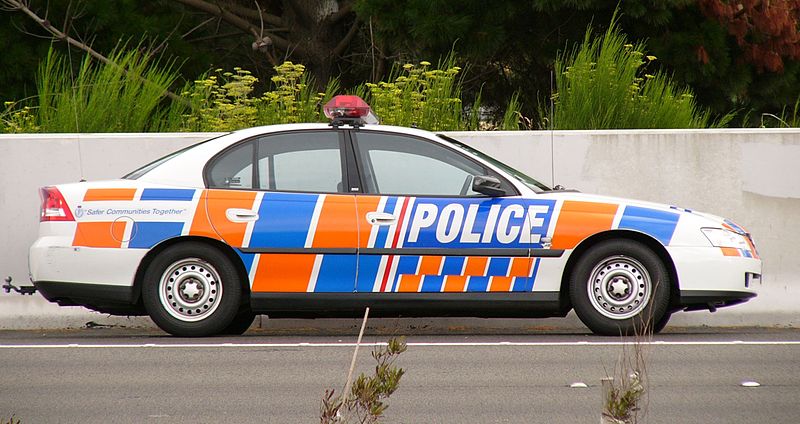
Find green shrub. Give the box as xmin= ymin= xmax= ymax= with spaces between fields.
xmin=545 ymin=17 xmax=725 ymax=129
xmin=180 ymin=62 xmax=339 ymax=132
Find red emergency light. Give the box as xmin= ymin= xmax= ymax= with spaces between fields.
xmin=324 ymin=95 xmax=373 ymax=127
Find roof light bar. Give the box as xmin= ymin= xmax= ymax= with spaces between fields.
xmin=324 ymin=95 xmax=377 ymax=127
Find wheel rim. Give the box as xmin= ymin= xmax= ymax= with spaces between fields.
xmin=158 ymin=258 xmax=222 ymax=322
xmin=587 ymin=255 xmax=651 ymax=320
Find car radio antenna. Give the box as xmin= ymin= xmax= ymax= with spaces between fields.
xmin=549 ymin=68 xmax=556 ymax=188
xmin=66 ymin=45 xmax=86 ymax=181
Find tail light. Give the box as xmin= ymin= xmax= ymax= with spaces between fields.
xmin=39 ymin=186 xmax=74 ymax=222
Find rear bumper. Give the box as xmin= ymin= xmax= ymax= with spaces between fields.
xmin=34 ymin=280 xmax=144 ymax=315
xmin=29 ymin=241 xmax=145 ymax=287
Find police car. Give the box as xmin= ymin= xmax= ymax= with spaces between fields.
xmin=29 ymin=96 xmax=761 ymax=336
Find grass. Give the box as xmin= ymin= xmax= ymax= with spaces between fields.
xmin=35 ymin=45 xmax=180 ymax=133
xmin=545 ymin=15 xmax=727 ymax=130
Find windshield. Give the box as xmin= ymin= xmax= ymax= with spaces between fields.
xmin=438 ymin=135 xmax=551 ymax=192
xmin=123 ymin=134 xmax=228 ymax=180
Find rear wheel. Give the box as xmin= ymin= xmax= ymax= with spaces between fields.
xmin=569 ymin=239 xmax=670 ymax=336
xmin=143 ymin=243 xmax=242 ymax=337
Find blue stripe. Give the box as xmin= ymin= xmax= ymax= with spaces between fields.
xmin=129 ymin=222 xmax=183 ymax=248
xmin=236 ymin=251 xmax=256 ymax=276
xmin=140 ymin=188 xmax=195 ymax=201
xmin=466 ymin=276 xmax=490 ymax=292
xmin=356 ymin=255 xmax=382 ymax=292
xmin=512 ymin=276 xmax=527 ymax=292
xmin=250 ymin=192 xmax=318 ymax=248
xmin=441 ymin=257 xmax=465 ymax=275
xmin=618 ymin=206 xmax=680 ymax=245
xmin=486 ymin=258 xmax=510 ymax=277
xmin=314 ymin=255 xmax=357 ymax=292
xmin=420 ymin=275 xmax=444 ymax=292
xmin=724 ymin=219 xmax=746 ymax=233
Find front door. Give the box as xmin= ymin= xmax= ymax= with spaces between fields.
xmin=351 ymin=131 xmax=555 ymax=293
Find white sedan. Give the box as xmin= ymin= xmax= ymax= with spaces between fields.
xmin=29 ymin=96 xmax=761 ymax=336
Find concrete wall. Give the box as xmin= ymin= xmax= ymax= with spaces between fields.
xmin=2 ymin=129 xmax=798 ymax=329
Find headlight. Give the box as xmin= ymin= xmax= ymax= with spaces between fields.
xmin=701 ymin=228 xmax=749 ymax=249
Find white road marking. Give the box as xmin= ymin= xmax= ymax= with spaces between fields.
xmin=1 ymin=340 xmax=799 ymax=349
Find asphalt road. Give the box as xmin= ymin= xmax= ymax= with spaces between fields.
xmin=1 ymin=328 xmax=798 ymax=423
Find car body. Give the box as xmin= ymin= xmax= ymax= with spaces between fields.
xmin=29 ymin=98 xmax=761 ymax=336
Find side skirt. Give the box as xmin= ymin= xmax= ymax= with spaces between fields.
xmin=251 ymin=292 xmax=566 ymax=319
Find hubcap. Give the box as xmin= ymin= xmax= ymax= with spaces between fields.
xmin=587 ymin=255 xmax=651 ymax=320
xmin=158 ymin=258 xmax=222 ymax=322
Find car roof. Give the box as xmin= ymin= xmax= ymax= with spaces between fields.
xmin=134 ymin=123 xmax=454 ymax=188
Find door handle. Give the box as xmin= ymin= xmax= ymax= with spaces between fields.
xmin=366 ymin=211 xmax=397 ymax=226
xmin=226 ymin=208 xmax=259 ymax=223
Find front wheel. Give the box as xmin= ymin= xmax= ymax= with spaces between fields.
xmin=143 ymin=242 xmax=242 ymax=337
xmin=569 ymin=239 xmax=671 ymax=336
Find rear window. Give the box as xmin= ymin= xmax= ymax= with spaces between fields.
xmin=123 ymin=135 xmax=226 ymax=179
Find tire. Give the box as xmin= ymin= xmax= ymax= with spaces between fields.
xmin=569 ymin=239 xmax=671 ymax=336
xmin=222 ymin=307 xmax=256 ymax=335
xmin=652 ymin=310 xmax=672 ymax=334
xmin=143 ymin=242 xmax=242 ymax=337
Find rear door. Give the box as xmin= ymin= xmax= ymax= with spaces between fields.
xmin=201 ymin=130 xmax=360 ymax=293
xmin=351 ymin=131 xmax=552 ymax=294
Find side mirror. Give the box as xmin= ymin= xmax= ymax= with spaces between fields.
xmin=472 ymin=175 xmax=506 ymax=196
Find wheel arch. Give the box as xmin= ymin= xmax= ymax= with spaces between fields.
xmin=131 ymin=236 xmax=251 ymax=306
xmin=558 ymin=229 xmax=680 ymax=313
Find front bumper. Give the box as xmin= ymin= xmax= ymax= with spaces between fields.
xmin=667 ymin=246 xmax=761 ymax=311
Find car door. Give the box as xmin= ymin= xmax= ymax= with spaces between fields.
xmin=351 ymin=131 xmax=550 ymax=294
xmin=201 ymin=130 xmax=359 ymax=293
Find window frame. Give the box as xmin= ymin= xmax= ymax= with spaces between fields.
xmin=349 ymin=129 xmax=519 ymax=198
xmin=203 ymin=129 xmax=350 ymax=194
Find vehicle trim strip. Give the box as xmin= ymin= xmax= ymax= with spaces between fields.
xmin=238 ymin=247 xmax=564 ymax=257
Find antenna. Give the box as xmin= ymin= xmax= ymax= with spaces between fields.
xmin=549 ymin=68 xmax=555 ymax=188
xmin=65 ymin=44 xmax=86 ymax=181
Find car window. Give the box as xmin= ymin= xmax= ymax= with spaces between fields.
xmin=257 ymin=132 xmax=343 ymax=193
xmin=355 ymin=132 xmax=490 ymax=196
xmin=207 ymin=142 xmax=254 ymax=189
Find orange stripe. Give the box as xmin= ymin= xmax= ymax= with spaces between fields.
xmin=251 ymin=254 xmax=316 ymax=292
xmin=551 ymin=201 xmax=618 ymax=250
xmin=73 ymin=222 xmax=125 ymax=248
xmin=83 ymin=188 xmax=136 ymax=201
xmin=720 ymin=247 xmax=740 ymax=257
xmin=356 ymin=196 xmax=382 ymax=248
xmin=418 ymin=256 xmax=443 ymax=275
xmin=489 ymin=276 xmax=513 ymax=292
xmin=312 ymin=195 xmax=358 ymax=248
xmin=202 ymin=189 xmax=257 ymax=247
xmin=443 ymin=275 xmax=467 ymax=292
xmin=189 ymin=190 xmax=218 ymax=239
xmin=464 ymin=257 xmax=488 ymax=276
xmin=397 ymin=275 xmax=422 ymax=292
xmin=508 ymin=257 xmax=530 ymax=277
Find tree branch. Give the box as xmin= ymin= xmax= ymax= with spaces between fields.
xmin=2 ymin=0 xmax=187 ymax=104
xmin=332 ymin=17 xmax=359 ymax=58
xmin=173 ymin=0 xmax=294 ymax=53
xmin=222 ymin=0 xmax=283 ymax=27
